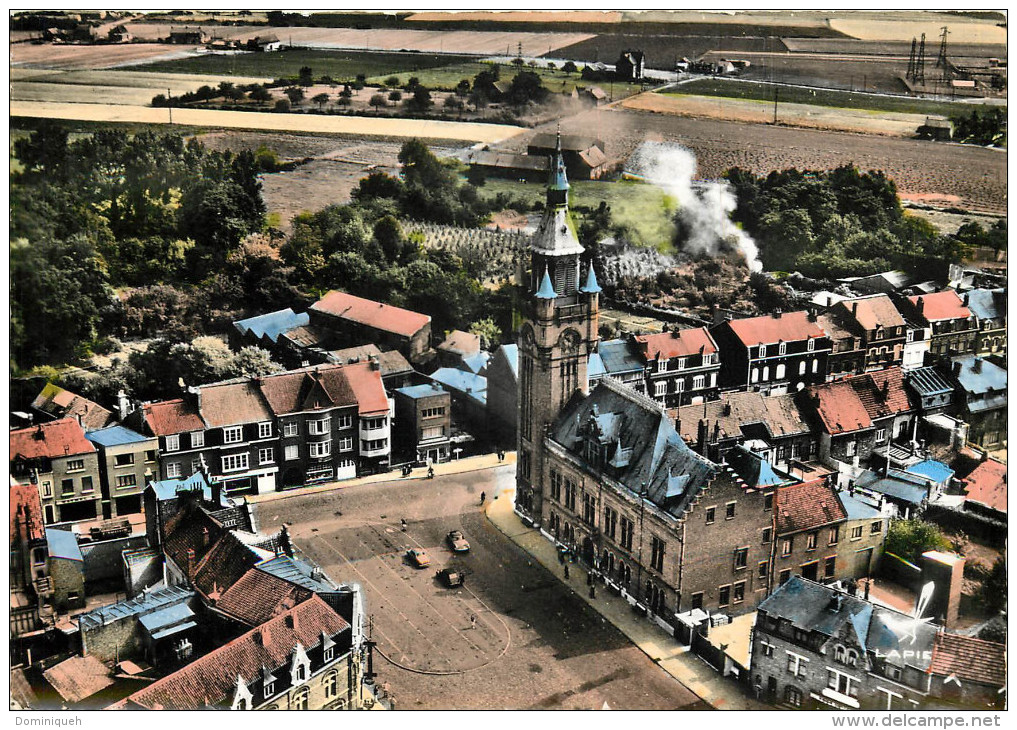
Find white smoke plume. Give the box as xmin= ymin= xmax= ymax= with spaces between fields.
xmin=625 ymin=141 xmax=762 ymax=272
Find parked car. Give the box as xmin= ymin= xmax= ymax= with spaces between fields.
xmin=446 ymin=530 xmax=470 ymax=552
xmin=406 ymin=548 xmax=431 ymax=567
xmin=436 ymin=567 xmax=466 ymax=587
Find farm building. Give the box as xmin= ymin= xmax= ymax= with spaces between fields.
xmin=918 ymin=117 xmax=953 ymax=140
xmin=466 ymin=149 xmax=548 ymax=182
xmin=167 ymin=27 xmax=207 ymax=44
xmin=616 ymin=50 xmax=644 ymax=81
xmin=527 ymin=132 xmax=612 ymax=180
xmin=248 ymin=34 xmax=282 ymax=52
xmin=107 ymin=24 xmax=131 ymax=43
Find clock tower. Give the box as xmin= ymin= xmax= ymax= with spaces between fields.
xmin=515 ymin=130 xmax=601 ymax=523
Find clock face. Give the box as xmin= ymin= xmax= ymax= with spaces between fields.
xmin=558 ymin=328 xmax=582 ymax=354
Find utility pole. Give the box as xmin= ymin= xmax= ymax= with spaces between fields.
xmin=167 ymin=88 xmax=172 ymax=124
xmin=772 ymin=85 xmax=778 ymax=124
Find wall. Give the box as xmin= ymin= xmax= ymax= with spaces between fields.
xmin=81 ymin=612 xmax=145 ymax=663
xmin=81 ymin=535 xmax=148 ymax=591
xmin=835 ymin=518 xmax=884 ymax=579
xmin=49 ymin=557 xmax=85 ymax=611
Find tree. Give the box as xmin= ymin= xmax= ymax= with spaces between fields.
xmin=469 ymin=317 xmax=501 ymax=350
xmin=505 ymin=71 xmax=548 ymax=106
xmin=546 ymin=61 xmax=557 ymax=72
xmin=388 ymin=89 xmax=402 ymax=102
xmin=981 ymin=557 xmax=1007 ymax=613
xmin=274 ymin=98 xmax=291 ymax=113
xmin=884 ymin=519 xmax=952 ymax=564
xmin=13 ymin=120 xmax=69 ymax=182
xmin=351 ymin=171 xmax=405 ymax=202
xmin=385 ymin=76 xmax=400 ymax=87
xmin=298 ymin=65 xmax=314 ymax=86
xmin=249 ymin=85 xmax=271 ymax=103
xmin=284 ymin=86 xmax=305 ymax=105
xmin=312 ymin=92 xmax=330 ymax=110
xmin=511 ymin=57 xmax=525 ymax=66
xmin=373 ymin=215 xmax=407 ymax=263
xmin=369 ymin=93 xmax=387 ymax=112
xmin=455 ymin=78 xmax=471 ymax=97
xmin=408 ymin=85 xmax=433 ymax=111
xmin=562 ymin=61 xmax=578 ymax=74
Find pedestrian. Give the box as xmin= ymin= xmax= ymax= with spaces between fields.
xmin=564 ymin=564 xmax=570 ymax=580
xmin=480 ymin=491 xmax=486 ymax=505
xmin=470 ymin=614 xmax=477 ymax=629
xmin=589 ymin=583 xmax=596 ymax=599
xmin=427 ymin=466 xmax=434 ymax=479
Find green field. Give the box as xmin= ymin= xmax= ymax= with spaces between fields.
xmin=665 ymin=79 xmax=999 ymax=117
xmin=131 ymin=49 xmax=476 ymax=82
xmin=370 ymin=61 xmax=649 ymax=98
xmin=477 ymin=177 xmax=676 ymax=251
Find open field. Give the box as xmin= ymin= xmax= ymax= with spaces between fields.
xmin=408 ymin=11 xmax=624 ymax=24
xmin=10 ymin=70 xmax=273 ymax=106
xmin=499 ymin=107 xmax=1007 ymax=214
xmin=131 ymin=49 xmax=475 ymax=81
xmin=631 ymin=91 xmax=931 ymax=138
xmin=782 ymin=37 xmax=1007 ymax=59
xmin=829 ymin=17 xmax=1006 ymax=44
xmin=701 ymin=50 xmax=912 ymax=94
xmin=669 ymin=79 xmax=997 ymax=118
xmin=11 ymin=42 xmax=199 ymax=70
xmin=10 ymin=101 xmax=526 ymax=145
xmin=477 ymin=178 xmax=676 ymax=249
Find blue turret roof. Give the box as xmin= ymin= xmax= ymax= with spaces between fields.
xmin=581 ymin=265 xmax=602 ymax=294
xmin=535 ymin=269 xmax=557 ymax=299
xmin=548 ymin=128 xmax=570 ymax=192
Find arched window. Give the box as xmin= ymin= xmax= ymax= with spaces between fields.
xmin=292 ymin=687 xmax=310 ymax=710
xmin=323 ymin=671 xmax=339 ymax=698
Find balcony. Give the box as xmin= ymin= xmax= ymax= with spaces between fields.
xmin=360 ymin=423 xmax=389 ymax=440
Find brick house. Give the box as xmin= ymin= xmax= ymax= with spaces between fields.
xmin=710 ymin=311 xmax=831 ymax=395
xmin=832 ymin=295 xmax=908 ymax=373
xmin=964 ymin=288 xmax=1006 ymax=357
xmin=948 ymin=355 xmax=1007 ymax=450
xmin=308 ymin=290 xmax=433 ymax=367
xmin=84 ymin=425 xmax=159 ymax=519
xmin=123 ymin=596 xmax=362 ymax=710
xmin=898 ymin=290 xmax=977 ymax=361
xmin=10 ymin=478 xmax=47 ymax=591
xmin=10 ymin=419 xmax=103 ymax=525
xmin=817 ymin=310 xmax=864 ymax=379
xmin=834 ymin=490 xmax=885 ymax=579
xmin=393 ymin=383 xmax=451 ymax=464
xmin=141 ymin=398 xmax=211 ymax=482
xmin=45 ymin=528 xmax=85 ymax=612
xmin=631 ymin=326 xmax=721 ymax=407
xmin=772 ymin=477 xmax=848 ymax=588
xmin=30 ymin=383 xmax=115 ymax=431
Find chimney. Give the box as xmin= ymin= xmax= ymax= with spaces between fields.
xmin=33 ymin=425 xmax=45 ymax=441
xmin=285 ymin=614 xmax=295 ymax=630
xmin=953 ymin=362 xmax=962 ymax=376
xmin=279 ymin=524 xmax=293 ymax=556
xmin=881 ymin=380 xmax=889 ymax=400
xmin=852 ymin=302 xmax=858 ymax=316
xmin=916 ymin=297 xmax=925 ymax=315
xmin=253 ymin=631 xmax=263 ymax=646
xmin=697 ymin=419 xmax=709 ymax=455
xmin=972 ymin=358 xmax=982 ymax=373
xmin=962 ymin=293 xmax=969 ymax=306
xmin=723 ymin=402 xmax=731 ymax=417
xmin=369 ymin=355 xmax=380 ymax=371
xmin=202 ymin=527 xmax=210 ymax=548
xmin=116 ymin=390 xmax=132 ymax=421
xmin=772 ymin=309 xmax=782 ymax=319
xmin=807 ymin=311 xmax=818 ymax=322
xmin=186 ymin=548 xmax=196 ymax=579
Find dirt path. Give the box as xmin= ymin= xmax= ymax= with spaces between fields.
xmin=10 ymin=100 xmax=526 ymax=145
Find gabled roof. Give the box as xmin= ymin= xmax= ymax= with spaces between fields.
xmin=43 ymin=655 xmax=114 ymax=704
xmin=10 ymin=418 xmax=96 ymax=460
xmin=126 ymin=595 xmax=349 ymax=710
xmin=46 ymin=528 xmax=83 ymax=562
xmin=951 ymin=355 xmax=1007 ymax=398
xmin=214 ymin=567 xmax=313 ymax=627
xmin=85 ymin=424 xmax=153 ymax=448
xmin=143 ymin=398 xmax=205 ymax=436
xmin=146 ymin=471 xmax=222 ymax=505
xmin=437 ymin=330 xmax=481 ymax=357
xmin=198 ymin=380 xmax=273 ymax=428
xmin=430 ymin=368 xmax=487 ymax=406
xmin=256 ymin=555 xmax=339 ymax=592
xmin=598 ymin=339 xmax=644 ymax=375
xmin=720 ymin=311 xmax=825 ymax=347
xmin=343 ymin=361 xmax=390 ymax=416
xmin=852 ymin=368 xmax=915 ymax=419
xmin=963 ymin=288 xmax=1006 ymax=322
xmin=905 ymin=459 xmax=954 ymax=486
xmin=804 ymin=380 xmax=871 ymax=435
xmin=192 ymin=530 xmax=267 ymax=602
xmin=163 ymin=507 xmax=227 ymax=573
xmin=817 ymin=312 xmax=858 ymax=350
xmin=854 ymin=469 xmax=929 ymax=505
xmin=281 ymin=323 xmax=329 ymax=349
xmin=725 ymin=446 xmax=789 ymax=488
xmin=493 ymin=344 xmax=518 ymax=379
xmin=328 ymin=345 xmax=414 ymax=379
xmin=633 ymin=327 xmax=718 ymax=361
xmin=673 ymin=390 xmax=811 ymax=443
xmin=78 ymin=586 xmax=195 ymax=630
xmin=962 ymin=458 xmax=1006 ymax=514
xmin=551 ymin=378 xmax=719 ymax=517
xmin=529 ymin=132 xmax=603 ymax=152
xmin=908 ymin=289 xmax=971 ymax=322
xmin=10 ymin=479 xmax=45 ymax=546
xmin=929 ymin=632 xmax=1006 ymax=687
xmin=838 ymin=294 xmax=906 ymax=331
xmin=837 ymin=490 xmax=882 ymax=521
xmin=460 ymin=350 xmax=490 ymax=375
xmin=906 ymin=366 xmax=953 ymax=397
xmin=234 ymin=308 xmax=309 ymax=344
xmin=310 ymin=290 xmax=430 ymax=338
xmin=31 ymin=383 xmax=115 ymax=432
xmin=256 ymin=364 xmax=357 ymax=416
xmin=776 ymin=480 xmax=847 ymax=534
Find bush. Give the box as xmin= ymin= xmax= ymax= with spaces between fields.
xmin=884 ymin=519 xmax=952 ymax=563
xmin=274 ymin=98 xmax=291 ymax=113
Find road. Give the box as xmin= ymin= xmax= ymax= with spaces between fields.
xmin=255 ymin=466 xmax=706 ymax=710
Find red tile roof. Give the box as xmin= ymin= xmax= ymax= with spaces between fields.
xmin=257 ymin=364 xmax=357 ymax=416
xmin=10 ymin=478 xmax=45 ymax=547
xmin=10 ymin=418 xmax=96 ymax=460
xmin=851 ymin=368 xmax=915 ymax=420
xmin=839 ymin=295 xmax=905 ymax=331
xmin=214 ymin=568 xmax=313 ymax=626
xmin=143 ymin=399 xmax=204 ymax=436
xmin=199 ymin=380 xmax=273 ymax=428
xmin=634 ymin=327 xmax=718 ymax=361
xmin=192 ymin=530 xmax=265 ymax=602
xmin=671 ymin=391 xmax=810 ymax=443
xmin=126 ymin=595 xmax=350 ymax=710
xmin=344 ymin=361 xmax=390 ymax=416
xmin=310 ymin=290 xmax=430 ymax=338
xmin=963 ymin=458 xmax=1007 ymax=514
xmin=31 ymin=383 xmax=115 ymax=432
xmin=43 ymin=655 xmax=115 ymax=704
xmin=805 ymin=380 xmax=871 ymax=435
xmin=776 ymin=479 xmax=847 ymax=534
xmin=908 ymin=290 xmax=971 ymax=322
xmin=929 ymin=632 xmax=1006 ymax=688
xmin=438 ymin=330 xmax=481 ymax=356
xmin=723 ymin=310 xmax=825 ymax=347
xmin=163 ymin=508 xmax=227 ymax=575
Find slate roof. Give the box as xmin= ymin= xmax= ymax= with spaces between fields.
xmin=839 ymin=294 xmax=906 ymax=331
xmin=837 ymin=490 xmax=882 ymax=521
xmin=460 ymin=350 xmax=490 ymax=375
xmin=142 ymin=399 xmax=205 ymax=436
xmin=530 ymin=132 xmax=603 ymax=152
xmin=257 ymin=555 xmax=339 ymax=592
xmin=854 ymin=470 xmax=929 ymax=505
xmin=907 ymin=366 xmax=953 ymax=397
xmin=77 ymin=586 xmax=195 ymax=630
xmin=328 ymin=345 xmax=414 ymax=379
xmin=310 ymin=290 xmax=430 ymax=338
xmin=162 ymin=507 xmax=227 ymax=573
xmin=776 ymin=479 xmax=847 ymax=534
xmin=817 ymin=312 xmax=858 ymax=352
xmin=929 ymin=632 xmax=1006 ymax=687
xmin=214 ymin=568 xmax=313 ymax=627
xmin=673 ymin=390 xmax=811 ymax=443
xmin=962 ymin=458 xmax=1007 ymax=514
xmin=126 ymin=595 xmax=349 ymax=710
xmin=233 ymin=308 xmax=309 ymax=344
xmin=550 ymin=378 xmax=719 ymax=517
xmin=10 ymin=418 xmax=96 ymax=460
xmin=438 ymin=330 xmax=481 ymax=357
xmin=493 ymin=344 xmax=518 ymax=378
xmin=256 ymin=364 xmax=357 ymax=416
xmin=281 ymin=323 xmax=329 ymax=349
xmin=469 ymin=150 xmax=548 ymax=172
xmin=530 ymin=206 xmax=585 ymax=257
xmin=343 ymin=361 xmax=390 ymax=415
xmin=633 ymin=327 xmax=718 ymax=361
xmin=46 ymin=527 xmax=83 ymax=562
xmin=725 ymin=446 xmax=788 ymax=488
xmin=721 ymin=311 xmax=825 ymax=347
xmin=138 ymin=602 xmax=196 ymax=638
xmin=84 ymin=424 xmax=152 ymax=448
xmin=146 ymin=471 xmax=219 ymax=504
xmin=908 ymin=290 xmax=971 ymax=322
xmin=395 ymin=383 xmax=447 ymax=400
xmin=964 ymin=288 xmax=1006 ymax=323
xmin=430 ymin=368 xmax=488 ymax=406
xmin=31 ymin=383 xmax=115 ymax=432
xmin=192 ymin=530 xmax=267 ymax=602
xmin=198 ymin=380 xmax=273 ymax=427
xmin=587 ymin=352 xmax=606 ymax=379
xmin=598 ymin=339 xmax=644 ymax=375
xmin=952 ymin=356 xmax=1007 ymax=407
xmin=43 ymin=655 xmax=114 ymax=704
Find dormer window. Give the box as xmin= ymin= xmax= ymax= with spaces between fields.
xmin=290 ymin=643 xmax=311 ymax=686
xmin=758 ymin=344 xmax=766 ymax=357
xmin=324 ymin=646 xmax=334 ymax=662
xmin=875 ymin=328 xmax=884 ymax=340
xmin=807 ymin=337 xmax=815 ymax=352
xmin=657 ymin=359 xmax=668 ymax=373
xmin=778 ymin=341 xmax=787 ymax=356
xmin=677 ymin=357 xmax=686 ymax=370
xmin=232 ymin=675 xmax=253 ymax=710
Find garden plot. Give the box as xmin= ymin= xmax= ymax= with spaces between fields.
xmin=406 ymin=221 xmax=529 ymax=287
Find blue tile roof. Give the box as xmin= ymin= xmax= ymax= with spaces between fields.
xmin=952 ymin=355 xmax=1007 ymax=397
xmin=85 ymin=424 xmax=151 ymax=448
xmin=587 ymin=352 xmax=606 ymax=378
xmin=837 ymin=490 xmax=882 ymax=520
xmin=725 ymin=446 xmax=788 ymax=487
xmin=78 ymin=586 xmax=195 ymax=630
xmin=598 ymin=339 xmax=643 ymax=375
xmin=430 ymin=368 xmax=487 ymax=406
xmin=46 ymin=528 xmax=82 ymax=562
xmin=964 ymin=288 xmax=1005 ymax=322
xmin=234 ymin=308 xmax=309 ymax=344
xmin=395 ymin=383 xmax=447 ymax=400
xmin=257 ymin=555 xmax=338 ymax=592
xmin=139 ymin=602 xmax=196 ymax=634
xmin=461 ymin=351 xmax=490 ymax=374
xmin=580 ymin=266 xmax=602 ymax=294
xmin=906 ymin=459 xmax=954 ymax=486
xmin=535 ymin=270 xmax=557 ymax=299
xmin=855 ymin=470 xmax=928 ymax=505
xmin=146 ymin=471 xmax=227 ymax=506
